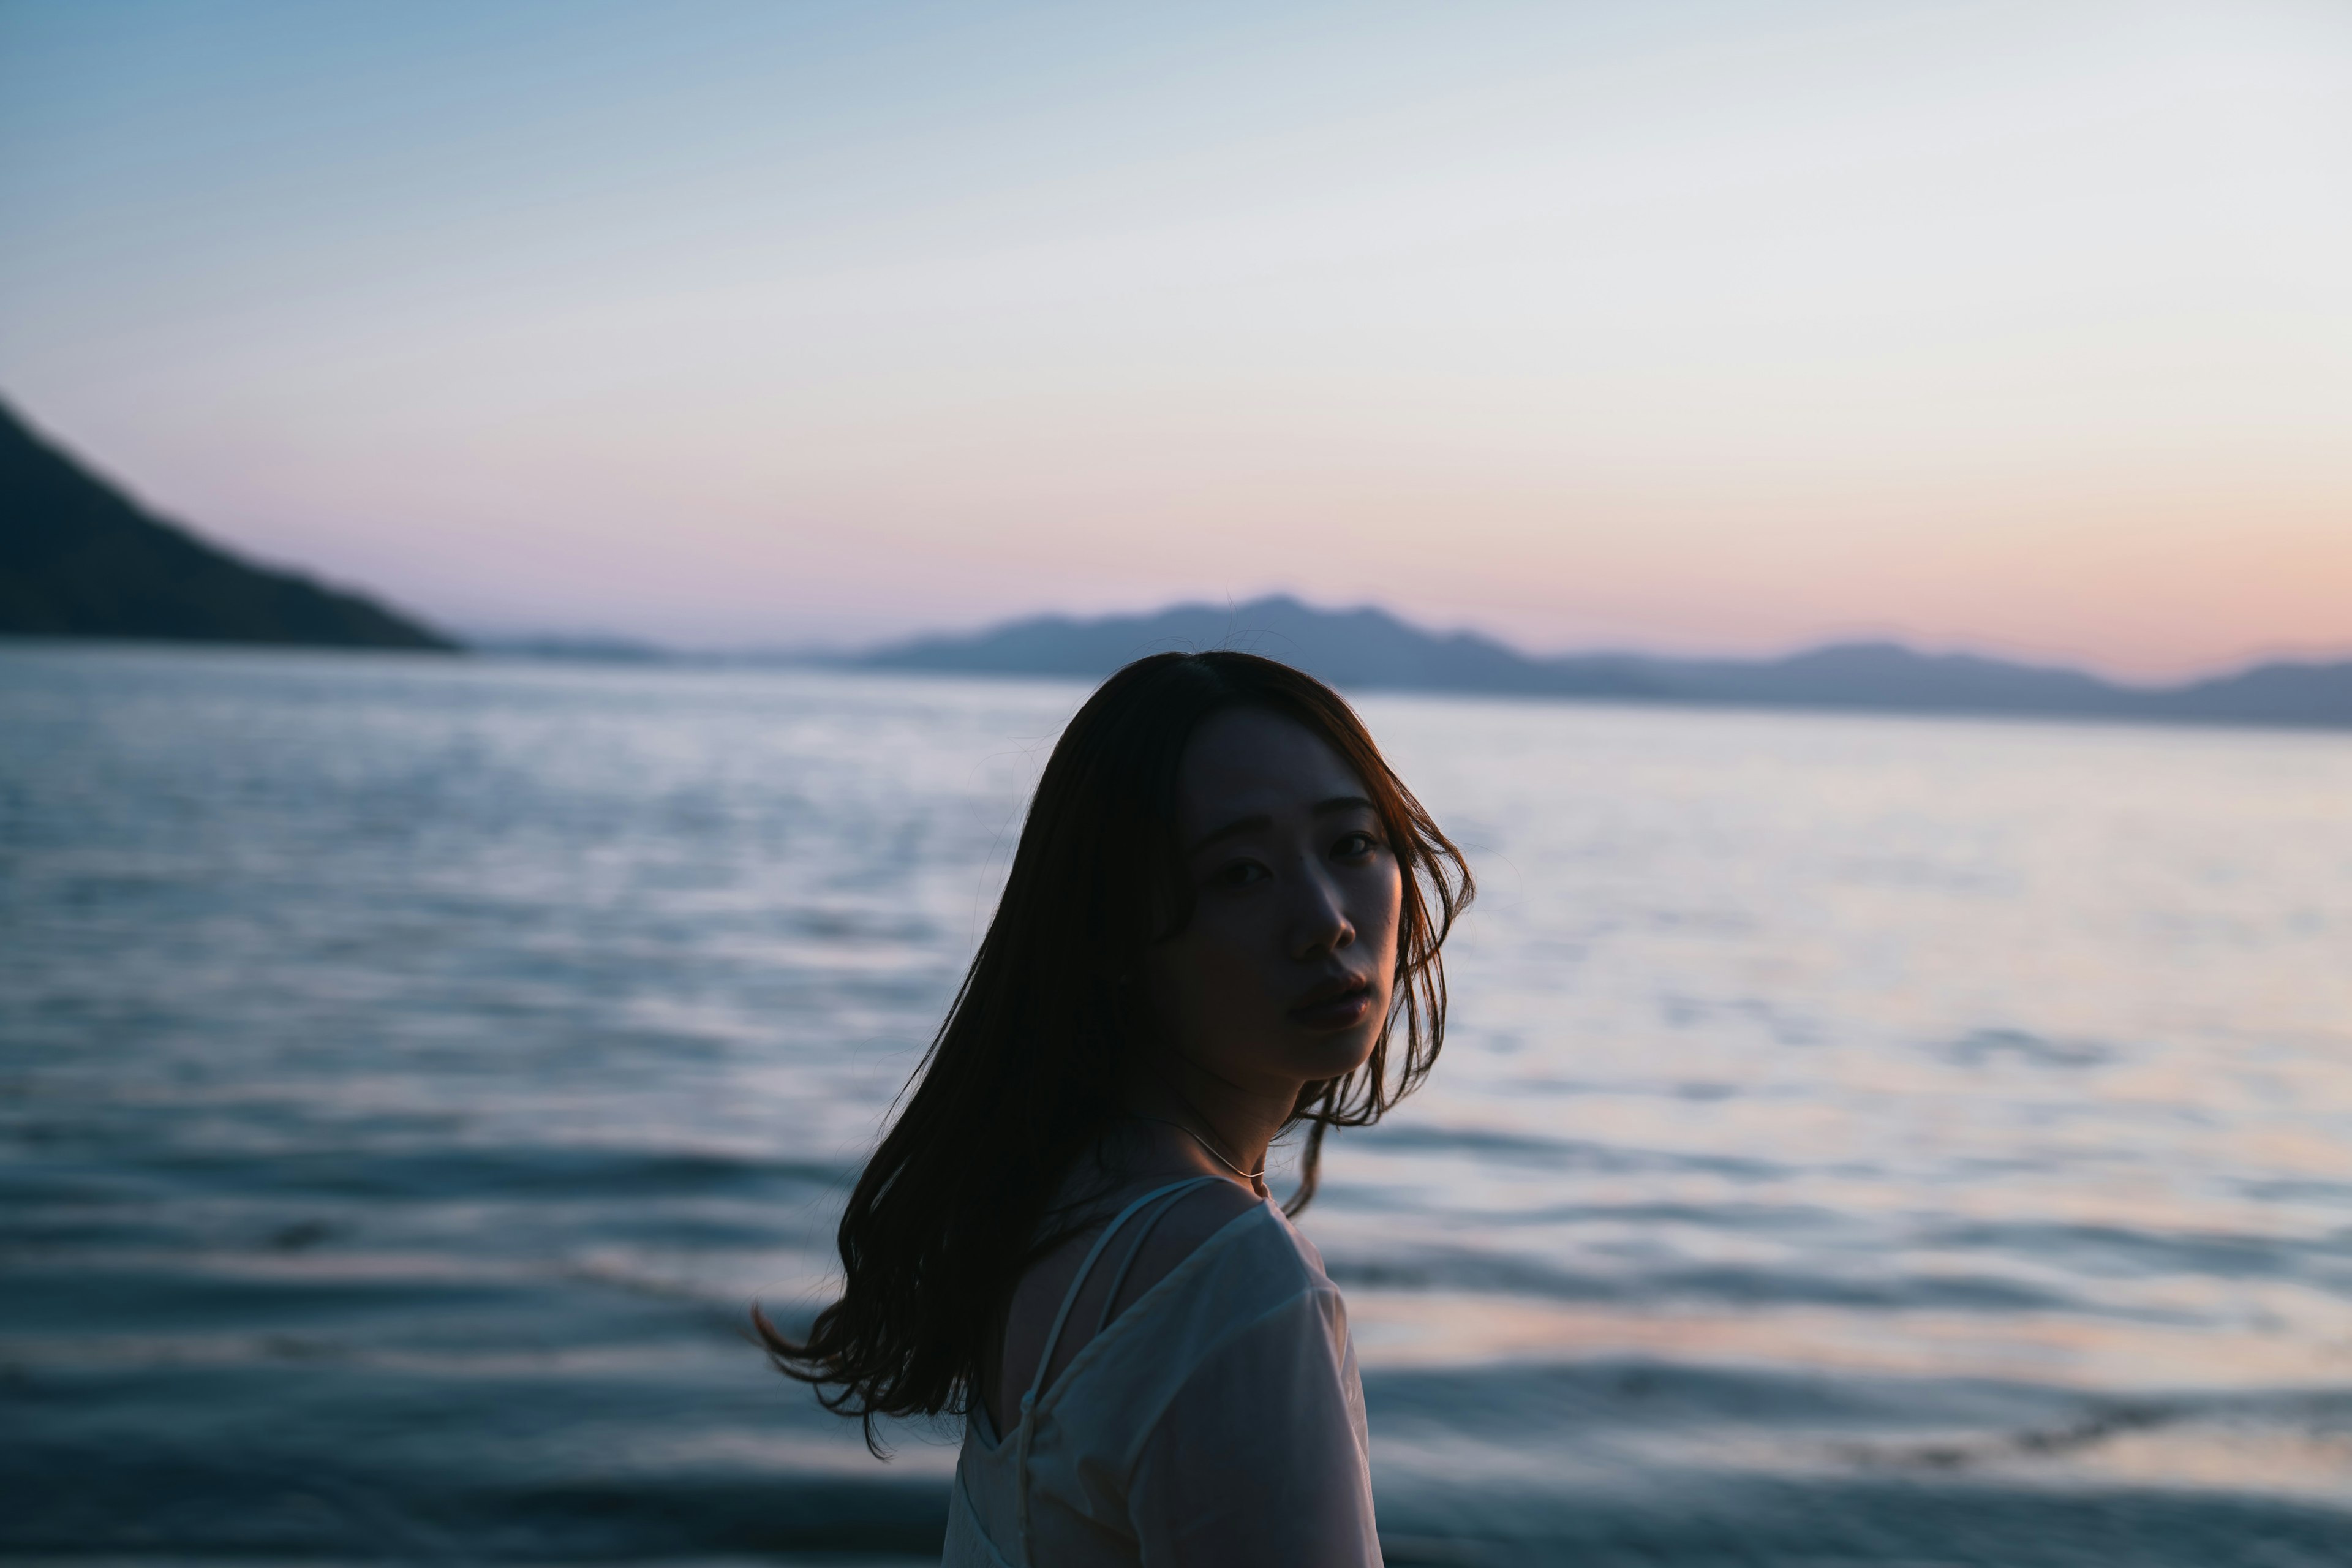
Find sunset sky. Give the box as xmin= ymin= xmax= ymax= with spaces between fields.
xmin=4 ymin=0 xmax=2348 ymax=676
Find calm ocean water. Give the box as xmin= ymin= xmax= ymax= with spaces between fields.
xmin=4 ymin=642 xmax=2350 ymax=1567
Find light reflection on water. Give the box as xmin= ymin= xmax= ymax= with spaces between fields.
xmin=2 ymin=643 xmax=2348 ymax=1566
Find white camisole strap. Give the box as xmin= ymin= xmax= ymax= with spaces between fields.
xmin=1014 ymin=1174 xmax=1226 ymax=1557
xmin=1092 ymin=1184 xmax=1203 ymax=1337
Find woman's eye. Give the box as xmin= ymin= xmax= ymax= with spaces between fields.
xmin=1211 ymin=860 xmax=1269 ymax=888
xmin=1333 ymin=831 xmax=1380 ymax=859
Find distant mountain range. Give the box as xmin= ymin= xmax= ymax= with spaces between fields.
xmin=854 ymin=596 xmax=2352 ymax=729
xmin=7 ymin=391 xmax=2343 ymax=728
xmin=0 ymin=399 xmax=451 ymax=649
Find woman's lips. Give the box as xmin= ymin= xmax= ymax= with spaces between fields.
xmin=1289 ymin=982 xmax=1373 ymax=1031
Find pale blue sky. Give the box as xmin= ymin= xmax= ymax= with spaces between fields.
xmin=5 ymin=1 xmax=2349 ymax=670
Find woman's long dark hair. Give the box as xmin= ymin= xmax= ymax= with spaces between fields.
xmin=756 ymin=652 xmax=1471 ymax=1450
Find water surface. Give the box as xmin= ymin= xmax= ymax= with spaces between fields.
xmin=3 ymin=643 xmax=2348 ymax=1565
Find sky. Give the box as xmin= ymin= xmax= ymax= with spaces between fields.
xmin=2 ymin=0 xmax=2348 ymax=676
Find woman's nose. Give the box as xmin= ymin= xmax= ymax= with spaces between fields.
xmin=1288 ymin=867 xmax=1355 ymax=960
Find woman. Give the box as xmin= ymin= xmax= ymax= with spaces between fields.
xmin=760 ymin=651 xmax=1471 ymax=1566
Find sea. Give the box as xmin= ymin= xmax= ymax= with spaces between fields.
xmin=3 ymin=641 xmax=2349 ymax=1567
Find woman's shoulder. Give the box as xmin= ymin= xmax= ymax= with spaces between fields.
xmin=1087 ymin=1179 xmax=1332 ymax=1314
xmin=1038 ymin=1189 xmax=1351 ymax=1444
xmin=1152 ymin=1183 xmax=1335 ymax=1301
xmin=1000 ymin=1177 xmax=1338 ymax=1429
xmin=1070 ymin=1186 xmax=1336 ymax=1366
xmin=1116 ymin=1178 xmax=1271 ymax=1292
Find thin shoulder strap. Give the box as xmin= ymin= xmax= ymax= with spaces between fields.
xmin=1014 ymin=1175 xmax=1223 ymax=1561
xmin=1093 ymin=1183 xmax=1205 ymax=1336
xmin=1024 ymin=1175 xmax=1221 ymax=1409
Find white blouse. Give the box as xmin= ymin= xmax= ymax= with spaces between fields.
xmin=943 ymin=1177 xmax=1382 ymax=1567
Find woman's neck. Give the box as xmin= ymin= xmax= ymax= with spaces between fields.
xmin=1120 ymin=1058 xmax=1297 ymax=1200
xmin=1091 ymin=1116 xmax=1259 ymax=1200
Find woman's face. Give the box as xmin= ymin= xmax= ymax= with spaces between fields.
xmin=1142 ymin=707 xmax=1404 ymax=1101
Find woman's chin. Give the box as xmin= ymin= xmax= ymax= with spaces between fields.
xmin=1278 ymin=1024 xmax=1382 ymax=1086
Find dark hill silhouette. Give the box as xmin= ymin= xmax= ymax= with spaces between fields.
xmin=861 ymin=595 xmax=1662 ymax=698
xmin=2144 ymin=660 xmax=2352 ymax=728
xmin=1626 ymin=641 xmax=2130 ymax=715
xmin=0 ymin=399 xmax=452 ymax=650
xmin=855 ymin=595 xmax=2352 ymax=729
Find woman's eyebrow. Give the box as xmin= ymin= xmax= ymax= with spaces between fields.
xmin=1314 ymin=794 xmax=1376 ymax=816
xmin=1187 ymin=796 xmax=1376 ymax=853
xmin=1188 ymin=814 xmax=1270 ymax=853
